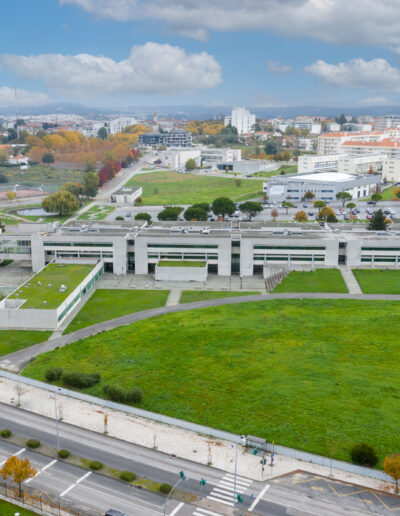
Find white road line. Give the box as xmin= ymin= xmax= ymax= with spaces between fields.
xmin=223 ymin=473 xmax=251 ymax=483
xmin=169 ymin=502 xmax=184 ymax=516
xmin=222 ymin=476 xmax=251 ymax=487
xmin=218 ymin=481 xmax=237 ymax=490
xmin=193 ymin=509 xmax=222 ymax=516
xmin=60 ymin=471 xmax=92 ymax=497
xmin=248 ymin=484 xmax=270 ymax=512
xmin=207 ymin=496 xmax=233 ymax=506
xmin=212 ymin=488 xmax=235 ymax=497
xmin=208 ymin=491 xmax=233 ymax=501
xmin=25 ymin=459 xmax=57 ymax=484
xmin=0 ymin=447 xmax=25 ymax=467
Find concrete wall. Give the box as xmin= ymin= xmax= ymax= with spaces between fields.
xmin=155 ymin=265 xmax=207 ymax=282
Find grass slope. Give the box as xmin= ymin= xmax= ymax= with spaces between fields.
xmin=23 ymin=299 xmax=400 ymax=464
xmin=0 ymin=330 xmax=51 ymax=356
xmin=180 ymin=290 xmax=261 ymax=303
xmin=273 ymin=269 xmax=348 ymax=293
xmin=64 ymin=289 xmax=169 ymax=333
xmin=0 ymin=500 xmax=38 ymax=515
xmin=126 ymin=171 xmax=263 ymax=204
xmin=353 ymin=269 xmax=400 ymax=294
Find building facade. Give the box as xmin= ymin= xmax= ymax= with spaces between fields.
xmin=224 ymin=108 xmax=256 ymax=135
xmin=138 ymin=129 xmax=192 ymax=147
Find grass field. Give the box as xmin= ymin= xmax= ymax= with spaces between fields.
xmin=23 ymin=298 xmax=400 ymax=464
xmin=10 ymin=263 xmax=94 ymax=309
xmin=180 ymin=290 xmax=261 ymax=303
xmin=2 ymin=164 xmax=86 ymax=193
xmin=273 ymin=269 xmax=348 ymax=293
xmin=78 ymin=205 xmax=115 ymax=221
xmin=0 ymin=500 xmax=38 ymax=515
xmin=353 ymin=269 xmax=400 ymax=294
xmin=253 ymin=165 xmax=298 ymax=178
xmin=64 ymin=289 xmax=169 ymax=333
xmin=0 ymin=330 xmax=51 ymax=356
xmin=126 ymin=171 xmax=264 ymax=204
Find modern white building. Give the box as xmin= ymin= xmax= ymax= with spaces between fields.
xmin=317 ymin=131 xmax=386 ymax=155
xmin=327 ymin=122 xmax=341 ymax=132
xmin=110 ymin=187 xmax=143 ymax=205
xmin=224 ymin=108 xmax=256 ymax=135
xmin=159 ymin=149 xmax=201 ymax=169
xmin=299 ymin=153 xmax=387 ymax=175
xmin=201 ymin=147 xmax=242 ymax=165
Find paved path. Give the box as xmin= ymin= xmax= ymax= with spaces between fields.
xmin=2 ymin=292 xmax=400 ymax=372
xmin=340 ymin=266 xmax=362 ymax=294
xmin=166 ymin=289 xmax=182 ymax=306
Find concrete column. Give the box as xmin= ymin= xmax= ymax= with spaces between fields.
xmin=30 ymin=234 xmax=45 ymax=272
xmin=112 ymin=237 xmax=127 ymax=275
xmin=134 ymin=238 xmax=148 ymax=275
xmin=217 ymin=239 xmax=232 ymax=276
xmin=240 ymin=239 xmax=254 ymax=276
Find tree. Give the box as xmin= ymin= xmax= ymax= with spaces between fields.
xmin=367 ymin=209 xmax=389 ymax=231
xmin=313 ymin=200 xmax=326 ymax=214
xmin=336 ymin=113 xmax=347 ymax=126
xmin=185 ymin=158 xmax=196 ymax=171
xmin=211 ymin=197 xmax=235 ymax=219
xmin=42 ymin=152 xmax=55 ymax=165
xmin=184 ymin=206 xmax=208 ymax=221
xmin=318 ymin=206 xmax=337 ymax=222
xmin=61 ymin=181 xmax=82 ymax=198
xmin=264 ymin=140 xmax=278 ymax=155
xmin=351 ymin=443 xmax=378 ymax=467
xmin=396 ymin=189 xmax=400 ymax=200
xmin=82 ymin=172 xmax=99 ymax=198
xmin=42 ymin=190 xmax=79 ymax=216
xmin=240 ymin=201 xmax=262 ymax=218
xmin=135 ymin=212 xmax=152 ymax=225
xmin=271 ymin=208 xmax=278 ymax=221
xmin=304 ymin=190 xmax=315 ymax=201
xmin=384 ymin=454 xmax=400 ymax=493
xmin=371 ymin=193 xmax=382 ymax=205
xmin=282 ymin=201 xmax=294 ymax=215
xmin=294 ymin=210 xmax=308 ymax=222
xmin=220 ymin=124 xmax=238 ymax=135
xmin=346 ymin=202 xmax=356 ymax=210
xmin=0 ymin=172 xmax=8 ymax=184
xmin=6 ymin=190 xmax=16 ymax=201
xmin=158 ymin=206 xmax=183 ymax=221
xmin=0 ymin=149 xmax=9 ymax=162
xmin=0 ymin=455 xmax=36 ymax=497
xmin=97 ymin=127 xmax=108 ymax=140
xmin=336 ymin=191 xmax=352 ymax=207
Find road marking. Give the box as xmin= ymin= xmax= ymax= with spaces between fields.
xmin=220 ymin=478 xmax=250 ymax=488
xmin=169 ymin=502 xmax=184 ymax=516
xmin=248 ymin=484 xmax=270 ymax=512
xmin=210 ymin=490 xmax=234 ymax=501
xmin=60 ymin=471 xmax=91 ymax=497
xmin=193 ymin=508 xmax=223 ymax=516
xmin=216 ymin=482 xmax=235 ymax=491
xmin=223 ymin=473 xmax=251 ymax=483
xmin=26 ymin=459 xmax=57 ymax=484
xmin=207 ymin=496 xmax=233 ymax=506
xmin=0 ymin=447 xmax=25 ymax=467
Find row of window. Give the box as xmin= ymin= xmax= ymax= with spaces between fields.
xmin=362 ymin=247 xmax=400 ymax=251
xmin=148 ymin=253 xmax=218 ymax=260
xmin=147 ymin=244 xmax=218 ymax=249
xmin=44 ymin=242 xmax=113 ymax=247
xmin=254 ymin=245 xmax=325 ymax=250
xmin=254 ymin=255 xmax=325 ymax=262
xmin=0 ymin=240 xmax=31 ymax=255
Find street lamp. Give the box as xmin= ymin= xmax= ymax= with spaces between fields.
xmin=49 ymin=388 xmax=61 ymax=451
xmin=231 ymin=435 xmax=246 ymax=512
xmin=163 ymin=471 xmax=186 ymax=516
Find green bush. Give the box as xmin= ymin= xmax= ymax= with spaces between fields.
xmin=89 ymin=460 xmax=103 ymax=470
xmin=58 ymin=449 xmax=70 ymax=459
xmin=351 ymin=443 xmax=378 ymax=467
xmin=45 ymin=367 xmax=63 ymax=382
xmin=120 ymin=470 xmax=136 ymax=482
xmin=159 ymin=483 xmax=172 ymax=494
xmin=0 ymin=429 xmax=12 ymax=438
xmin=115 ymin=216 xmax=124 ymax=220
xmin=103 ymin=384 xmax=142 ymax=405
xmin=61 ymin=371 xmax=101 ymax=389
xmin=26 ymin=439 xmax=40 ymax=449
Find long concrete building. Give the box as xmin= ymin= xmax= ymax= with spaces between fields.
xmin=2 ymin=220 xmax=400 ymax=278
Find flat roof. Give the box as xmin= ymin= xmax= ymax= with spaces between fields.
xmin=295 ymin=172 xmax=356 ymax=182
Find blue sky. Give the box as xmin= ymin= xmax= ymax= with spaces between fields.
xmin=2 ymin=0 xmax=400 ymax=108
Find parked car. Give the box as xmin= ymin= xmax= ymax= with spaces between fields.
xmin=303 ymin=204 xmax=308 ymax=208
xmin=308 ymin=211 xmax=314 ymax=216
xmin=105 ymin=510 xmax=128 ymax=516
xmin=384 ymin=209 xmax=391 ymax=215
xmin=367 ymin=200 xmax=375 ymax=205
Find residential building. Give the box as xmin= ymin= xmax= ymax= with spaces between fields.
xmin=341 ymin=138 xmax=400 ymax=159
xmin=138 ymin=129 xmax=192 ymax=147
xmin=317 ymin=131 xmax=385 ymax=154
xmin=374 ymin=115 xmax=400 ymax=131
xmin=224 ymin=107 xmax=256 ymax=135
xmin=299 ymin=153 xmax=387 ymax=175
xmin=327 ymin=122 xmax=341 ymax=132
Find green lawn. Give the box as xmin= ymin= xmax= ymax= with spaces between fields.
xmin=353 ymin=269 xmax=400 ymax=294
xmin=363 ymin=185 xmax=399 ymax=201
xmin=158 ymin=261 xmax=206 ymax=267
xmin=180 ymin=290 xmax=261 ymax=303
xmin=0 ymin=330 xmax=51 ymax=356
xmin=2 ymin=164 xmax=86 ymax=193
xmin=253 ymin=165 xmax=298 ymax=178
xmin=23 ymin=299 xmax=400 ymax=465
xmin=126 ymin=171 xmax=264 ymax=204
xmin=9 ymin=263 xmax=94 ymax=309
xmin=78 ymin=205 xmax=115 ymax=221
xmin=64 ymin=289 xmax=169 ymax=333
xmin=0 ymin=500 xmax=38 ymax=515
xmin=273 ymin=269 xmax=348 ymax=293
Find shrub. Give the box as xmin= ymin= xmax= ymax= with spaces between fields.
xmin=351 ymin=443 xmax=378 ymax=467
xmin=159 ymin=483 xmax=172 ymax=494
xmin=103 ymin=385 xmax=143 ymax=405
xmin=26 ymin=439 xmax=40 ymax=449
xmin=58 ymin=449 xmax=70 ymax=459
xmin=61 ymin=371 xmax=101 ymax=389
xmin=89 ymin=460 xmax=103 ymax=470
xmin=120 ymin=470 xmax=136 ymax=482
xmin=115 ymin=216 xmax=124 ymax=220
xmin=0 ymin=429 xmax=11 ymax=438
xmin=45 ymin=367 xmax=63 ymax=382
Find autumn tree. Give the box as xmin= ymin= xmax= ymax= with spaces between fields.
xmin=42 ymin=190 xmax=79 ymax=216
xmin=384 ymin=454 xmax=400 ymax=493
xmin=318 ymin=206 xmax=337 ymax=222
xmin=271 ymin=208 xmax=279 ymax=221
xmin=6 ymin=190 xmax=16 ymax=201
xmin=0 ymin=455 xmax=36 ymax=497
xmin=304 ymin=190 xmax=315 ymax=201
xmin=61 ymin=181 xmax=82 ymax=198
xmin=294 ymin=210 xmax=308 ymax=222
xmin=0 ymin=149 xmax=9 ymax=162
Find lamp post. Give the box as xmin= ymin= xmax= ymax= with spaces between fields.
xmin=163 ymin=471 xmax=185 ymax=516
xmin=231 ymin=435 xmax=246 ymax=512
xmin=49 ymin=389 xmax=61 ymax=451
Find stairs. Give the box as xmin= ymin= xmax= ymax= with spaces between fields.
xmin=264 ymin=267 xmax=289 ymax=291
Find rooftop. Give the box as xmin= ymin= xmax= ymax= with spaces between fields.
xmin=295 ymin=172 xmax=356 ymax=182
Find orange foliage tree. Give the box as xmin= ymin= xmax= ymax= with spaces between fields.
xmin=0 ymin=455 xmax=37 ymax=496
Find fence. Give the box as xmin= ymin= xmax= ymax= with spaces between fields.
xmin=0 ymin=480 xmax=100 ymax=516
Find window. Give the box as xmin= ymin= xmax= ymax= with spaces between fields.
xmin=44 ymin=242 xmax=113 ymax=247
xmin=147 ymin=243 xmax=218 ymax=249
xmin=254 ymin=245 xmax=324 ymax=250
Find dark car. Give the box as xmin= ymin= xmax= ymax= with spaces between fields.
xmin=105 ymin=510 xmax=128 ymax=516
xmin=303 ymin=204 xmax=308 ymax=208
xmin=308 ymin=211 xmax=314 ymax=216
xmin=367 ymin=201 xmax=375 ymax=205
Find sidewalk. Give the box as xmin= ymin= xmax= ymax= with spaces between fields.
xmin=340 ymin=266 xmax=362 ymax=294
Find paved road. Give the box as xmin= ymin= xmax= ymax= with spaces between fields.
xmin=0 ymin=404 xmax=374 ymax=516
xmin=2 ymin=292 xmax=400 ymax=372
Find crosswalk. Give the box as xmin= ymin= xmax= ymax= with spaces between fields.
xmin=203 ymin=472 xmax=252 ymax=508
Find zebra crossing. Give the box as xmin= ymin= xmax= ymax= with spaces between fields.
xmin=203 ymin=472 xmax=253 ymax=508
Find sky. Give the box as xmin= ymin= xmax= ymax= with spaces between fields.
xmin=2 ymin=0 xmax=400 ymax=109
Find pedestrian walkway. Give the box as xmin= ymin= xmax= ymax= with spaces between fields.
xmin=205 ymin=473 xmax=252 ymax=507
xmin=166 ymin=289 xmax=182 ymax=306
xmin=340 ymin=266 xmax=362 ymax=294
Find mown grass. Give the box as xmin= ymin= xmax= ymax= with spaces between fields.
xmin=0 ymin=330 xmax=51 ymax=356
xmin=353 ymin=269 xmax=400 ymax=294
xmin=0 ymin=500 xmax=38 ymax=515
xmin=179 ymin=290 xmax=260 ymax=303
xmin=22 ymin=299 xmax=400 ymax=465
xmin=273 ymin=269 xmax=348 ymax=293
xmin=64 ymin=289 xmax=169 ymax=333
xmin=78 ymin=205 xmax=115 ymax=221
xmin=253 ymin=165 xmax=298 ymax=178
xmin=126 ymin=171 xmax=264 ymax=204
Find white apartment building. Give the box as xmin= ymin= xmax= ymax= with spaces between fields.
xmin=159 ymin=148 xmax=201 ymax=169
xmin=299 ymin=153 xmax=387 ymax=175
xmin=296 ymin=138 xmax=314 ymax=152
xmin=317 ymin=131 xmax=385 ymax=155
xmin=327 ymin=122 xmax=341 ymax=132
xmin=294 ymin=121 xmax=321 ymax=134
xmin=342 ymin=138 xmax=400 ymax=159
xmin=224 ymin=107 xmax=256 ymax=135
xmin=374 ymin=115 xmax=400 ymax=131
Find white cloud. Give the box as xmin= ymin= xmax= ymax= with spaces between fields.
xmin=61 ymin=0 xmax=400 ymax=50
xmin=305 ymin=58 xmax=400 ymax=92
xmin=0 ymin=43 xmax=222 ymax=98
xmin=358 ymin=96 xmax=392 ymax=106
xmin=0 ymin=87 xmax=49 ymax=107
xmin=266 ymin=61 xmax=292 ymax=75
